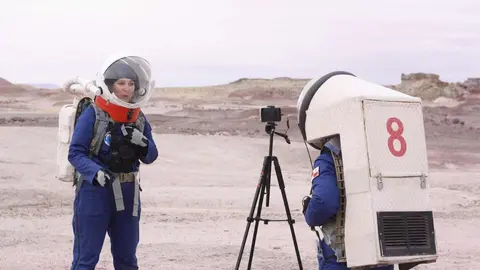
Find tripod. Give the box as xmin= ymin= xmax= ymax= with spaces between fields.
xmin=235 ymin=122 xmax=303 ymax=270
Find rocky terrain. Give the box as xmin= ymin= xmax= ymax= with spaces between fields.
xmin=0 ymin=72 xmax=479 ymax=269
xmin=1 ymin=72 xmax=479 ymax=157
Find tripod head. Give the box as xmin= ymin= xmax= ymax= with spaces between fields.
xmin=260 ymin=105 xmax=291 ymax=145
xmin=264 ymin=120 xmax=291 ymax=145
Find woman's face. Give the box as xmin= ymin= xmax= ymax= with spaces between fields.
xmin=112 ymin=78 xmax=135 ymax=102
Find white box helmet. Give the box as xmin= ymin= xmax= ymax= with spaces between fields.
xmin=296 ymin=71 xmax=438 ymax=269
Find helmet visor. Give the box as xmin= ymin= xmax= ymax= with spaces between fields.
xmin=103 ymin=56 xmax=153 ymax=104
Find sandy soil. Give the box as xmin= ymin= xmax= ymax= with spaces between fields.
xmin=0 ymin=77 xmax=479 ymax=269
xmin=0 ymin=127 xmax=479 ymax=269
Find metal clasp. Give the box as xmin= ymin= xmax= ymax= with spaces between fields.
xmin=376 ymin=173 xmax=383 ymax=190
xmin=420 ymin=173 xmax=426 ymax=189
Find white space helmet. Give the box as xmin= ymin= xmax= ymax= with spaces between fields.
xmin=94 ymin=54 xmax=155 ymax=109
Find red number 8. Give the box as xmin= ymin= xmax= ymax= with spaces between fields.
xmin=386 ymin=117 xmax=407 ymax=157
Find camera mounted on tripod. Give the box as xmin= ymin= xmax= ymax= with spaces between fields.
xmin=259 ymin=105 xmax=282 ymax=123
xmin=259 ymin=105 xmax=290 ymax=144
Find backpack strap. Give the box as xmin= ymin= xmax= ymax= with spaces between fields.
xmin=308 ymin=144 xmax=346 ymax=261
xmin=74 ymin=102 xmax=112 ymax=192
xmin=89 ymin=103 xmax=112 ymax=157
xmin=130 ymin=110 xmax=146 ymax=217
xmin=135 ymin=110 xmax=146 ymax=133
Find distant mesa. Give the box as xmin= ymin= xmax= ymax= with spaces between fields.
xmin=29 ymin=84 xmax=60 ymax=89
xmin=0 ymin=77 xmax=12 ymax=86
xmin=0 ymin=78 xmax=60 ymax=90
xmin=229 ymin=77 xmax=308 ymax=85
xmin=0 ymin=72 xmax=479 ymax=102
xmin=229 ymin=78 xmax=251 ymax=84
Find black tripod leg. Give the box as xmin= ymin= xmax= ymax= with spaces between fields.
xmin=235 ymin=156 xmax=269 ymax=270
xmin=246 ymin=156 xmax=270 ymax=269
xmin=272 ymin=156 xmax=303 ymax=270
xmin=265 ymin=158 xmax=271 ymax=207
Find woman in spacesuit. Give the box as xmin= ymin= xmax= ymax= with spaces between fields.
xmin=68 ymin=55 xmax=158 ymax=270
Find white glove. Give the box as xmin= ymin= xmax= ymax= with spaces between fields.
xmin=95 ymin=169 xmax=114 ymax=187
xmin=121 ymin=124 xmax=148 ymax=148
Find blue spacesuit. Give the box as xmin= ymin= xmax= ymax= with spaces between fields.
xmin=68 ymin=105 xmax=158 ymax=270
xmin=304 ymin=140 xmax=393 ymax=270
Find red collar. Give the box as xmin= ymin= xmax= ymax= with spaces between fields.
xmin=94 ymin=96 xmax=141 ymax=123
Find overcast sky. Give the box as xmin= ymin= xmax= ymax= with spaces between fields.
xmin=1 ymin=0 xmax=479 ymax=87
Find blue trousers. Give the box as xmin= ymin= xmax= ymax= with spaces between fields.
xmin=70 ymin=180 xmax=141 ymax=270
xmin=317 ymin=239 xmax=394 ymax=270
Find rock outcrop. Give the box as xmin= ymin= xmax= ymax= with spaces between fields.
xmin=387 ymin=73 xmax=470 ymax=100
xmin=463 ymin=78 xmax=480 ymax=93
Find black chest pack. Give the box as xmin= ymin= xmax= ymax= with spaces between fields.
xmin=105 ymin=123 xmax=143 ymax=173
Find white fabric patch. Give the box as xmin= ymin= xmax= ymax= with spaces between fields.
xmin=311 ymin=166 xmax=319 ymax=180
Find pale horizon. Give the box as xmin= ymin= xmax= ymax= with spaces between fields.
xmin=1 ymin=0 xmax=479 ymax=87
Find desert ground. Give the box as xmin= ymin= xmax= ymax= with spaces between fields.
xmin=0 ymin=73 xmax=479 ymax=269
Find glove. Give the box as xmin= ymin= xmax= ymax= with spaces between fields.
xmin=94 ymin=168 xmax=115 ymax=187
xmin=121 ymin=124 xmax=148 ymax=148
xmin=302 ymin=195 xmax=311 ymax=215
